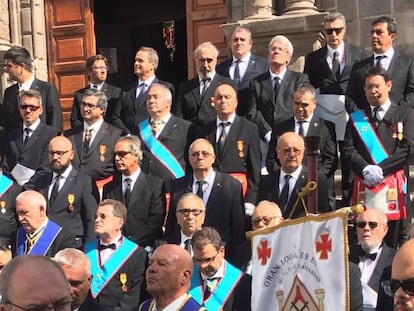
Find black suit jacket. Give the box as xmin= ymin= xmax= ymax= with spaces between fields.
xmin=349 ymin=261 xmax=363 ymax=311
xmin=27 ymin=168 xmax=98 ymax=242
xmin=247 ymin=70 xmax=310 ymax=138
xmin=266 ymin=116 xmax=338 ymax=177
xmin=346 ymin=52 xmax=414 ymax=112
xmin=0 ymin=78 xmax=62 ymax=132
xmin=79 ymin=296 xmax=112 ymax=311
xmin=65 ymin=121 xmax=123 ymax=181
xmin=349 ymin=244 xmax=396 ymax=293
xmin=165 ymin=171 xmax=248 ymax=268
xmin=196 ymin=115 xmax=261 ymax=204
xmin=113 ymin=78 xmax=175 ymax=135
xmin=139 ymin=115 xmax=192 ymax=192
xmin=257 ymin=167 xmax=332 ymax=218
xmin=0 ymin=179 xmax=21 ymax=241
xmin=3 ymin=122 xmax=58 ymax=179
xmin=375 ymin=265 xmax=393 ymax=311
xmin=343 ymin=104 xmax=414 ymax=177
xmin=216 ymin=54 xmax=269 ymax=116
xmin=70 ymin=83 xmax=122 ymax=129
xmin=304 ymin=44 xmax=368 ymax=95
xmin=103 ymin=172 xmax=166 ymax=247
xmin=174 ymin=74 xmax=237 ymax=128
xmin=90 ymin=240 xmax=148 ymax=311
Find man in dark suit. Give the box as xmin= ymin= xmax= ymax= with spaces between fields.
xmin=85 ymin=199 xmax=148 ymax=311
xmin=65 ymin=89 xmax=122 ymax=192
xmin=258 ymin=132 xmax=332 ymax=218
xmin=1 ymin=46 xmax=62 ymax=132
xmin=103 ymin=135 xmax=166 ymax=248
xmin=3 ymin=90 xmax=58 ymax=185
xmin=174 ymin=42 xmax=236 ymax=129
xmin=343 ymin=66 xmax=414 ymax=247
xmin=189 ymin=227 xmax=251 ymax=311
xmin=55 ymin=248 xmax=111 ymax=311
xmin=138 ymin=83 xmax=192 ymax=192
xmin=196 ymin=83 xmax=261 ymax=216
xmin=27 ymin=136 xmax=98 ymax=248
xmin=216 ymin=26 xmax=268 ymax=116
xmin=349 ymin=209 xmax=396 ymax=310
xmin=346 ymin=15 xmax=414 ymax=112
xmin=14 ymin=190 xmax=76 ymax=257
xmin=165 ymin=138 xmax=248 ymax=268
xmin=266 ymin=84 xmax=337 ymax=207
xmin=70 ymin=54 xmax=122 ymax=130
xmin=112 ymin=47 xmax=175 ymax=135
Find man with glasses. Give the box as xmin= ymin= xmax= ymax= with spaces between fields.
xmin=258 ymin=132 xmax=331 ymax=219
xmin=70 ymin=54 xmax=123 ymax=131
xmin=26 ymin=136 xmax=98 ymax=248
xmin=165 ymin=138 xmax=248 ymax=268
xmin=2 ymin=90 xmax=58 ymax=185
xmin=189 ymin=227 xmax=251 ymax=310
xmin=251 ymin=200 xmax=283 ymax=231
xmin=65 ymin=89 xmax=122 ymax=195
xmin=0 ymin=46 xmax=62 ymax=132
xmin=85 ymin=199 xmax=148 ymax=310
xmin=346 ymin=16 xmax=414 ymax=112
xmin=349 ymin=208 xmax=396 ymax=311
xmin=103 ymin=136 xmax=165 ymax=248
xmin=0 ymin=255 xmax=73 ymax=311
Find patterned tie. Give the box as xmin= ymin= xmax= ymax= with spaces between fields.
xmin=124 ymin=178 xmax=132 ymax=205
xmin=196 ymin=180 xmax=206 ymax=199
xmin=375 ymin=55 xmax=386 ymax=68
xmin=23 ymin=128 xmax=32 ymax=145
xmin=332 ymin=50 xmax=340 ymax=80
xmin=151 ymin=120 xmax=163 ymax=136
xmin=204 ymin=277 xmax=219 ymax=300
xmin=372 ymin=106 xmax=382 ymax=129
xmin=82 ymin=127 xmax=92 ymax=158
xmin=49 ymin=175 xmax=61 ymax=207
xmin=217 ymin=122 xmax=231 ymax=159
xmin=279 ymin=175 xmax=292 ymax=212
xmin=233 ymin=60 xmax=241 ymax=81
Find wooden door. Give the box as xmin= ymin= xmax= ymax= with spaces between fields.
xmin=45 ymin=0 xmax=95 ymax=130
xmin=186 ymin=0 xmax=229 ymax=78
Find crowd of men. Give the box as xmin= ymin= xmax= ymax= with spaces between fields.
xmin=0 ymin=11 xmax=413 ymax=311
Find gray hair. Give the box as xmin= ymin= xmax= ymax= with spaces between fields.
xmin=137 ymin=46 xmax=159 ymax=69
xmin=268 ymin=35 xmax=294 ymax=56
xmin=191 ymin=227 xmax=224 ymax=251
xmin=54 ymin=248 xmax=91 ymax=277
xmin=194 ymin=42 xmax=219 ymax=60
xmin=82 ymin=89 xmax=108 ymax=112
xmin=20 ymin=89 xmax=43 ymax=107
xmin=115 ymin=135 xmax=143 ymax=162
xmin=99 ymin=199 xmax=127 ymax=223
xmin=324 ymin=12 xmax=346 ymax=25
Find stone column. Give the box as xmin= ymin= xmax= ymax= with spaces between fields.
xmin=283 ymin=0 xmax=318 ymax=15
xmin=0 ymin=0 xmax=12 ymax=96
xmin=244 ymin=0 xmax=274 ymax=20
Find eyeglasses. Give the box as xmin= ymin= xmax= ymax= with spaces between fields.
xmin=355 ymin=221 xmax=379 ymax=229
xmin=189 ymin=151 xmax=213 ymax=158
xmin=280 ymin=148 xmax=302 ymax=155
xmin=92 ymin=66 xmax=109 ymax=71
xmin=176 ymin=209 xmax=204 ymax=216
xmin=4 ymin=299 xmax=72 ymax=311
xmin=114 ymin=151 xmax=131 ymax=158
xmin=49 ymin=150 xmax=70 ymax=156
xmin=251 ymin=216 xmax=280 ymax=226
xmin=382 ymin=279 xmax=414 ymax=297
xmin=269 ymin=46 xmax=288 ymax=53
xmin=324 ymin=27 xmax=344 ymax=35
xmin=193 ymin=252 xmax=218 ymax=265
xmin=19 ymin=104 xmax=41 ymax=111
xmin=80 ymin=102 xmax=101 ymax=109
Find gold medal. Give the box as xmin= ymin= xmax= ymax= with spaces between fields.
xmin=388 ymin=188 xmax=398 ymax=201
xmin=0 ymin=201 xmax=5 ymax=214
xmin=99 ymin=145 xmax=106 ymax=161
xmin=236 ymin=140 xmax=244 ymax=158
xmin=67 ymin=194 xmax=75 ymax=212
xmin=120 ymin=273 xmax=127 ymax=292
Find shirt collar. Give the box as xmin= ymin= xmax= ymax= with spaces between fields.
xmin=99 ymin=234 xmax=123 ymax=247
xmin=89 ymin=82 xmax=104 ymax=90
xmin=216 ymin=113 xmax=236 ymax=126
xmin=29 ymin=218 xmax=49 ymax=237
xmin=370 ymin=99 xmax=391 ymax=114
xmin=193 ymin=168 xmax=215 ymax=185
xmin=83 ymin=118 xmax=104 ymax=133
xmin=373 ymin=46 xmax=395 ymax=61
xmin=269 ymin=67 xmax=287 ymax=81
xmin=198 ymin=72 xmax=216 ymax=82
xmin=138 ymin=75 xmax=156 ymax=86
xmin=23 ymin=118 xmax=41 ymax=132
xmin=201 ymin=259 xmax=225 ymax=280
xmin=122 ymin=168 xmax=141 ymax=185
xmin=327 ymin=41 xmax=345 ymax=57
xmin=281 ymin=165 xmax=303 ymax=181
xmin=294 ymin=114 xmax=313 ymax=123
xmin=180 ymin=230 xmax=192 ymax=242
xmin=53 ymin=165 xmax=73 ymax=180
xmin=232 ymin=52 xmax=251 ymax=63
xmin=150 ymin=113 xmax=171 ymax=125
xmin=20 ymin=74 xmax=35 ymax=90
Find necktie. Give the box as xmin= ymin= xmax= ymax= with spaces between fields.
xmin=273 ymin=77 xmax=280 ymax=97
xmin=375 ymin=55 xmax=386 ymax=68
xmin=184 ymin=239 xmax=192 ymax=253
xmin=217 ymin=122 xmax=231 ymax=158
xmin=136 ymin=82 xmax=147 ymax=104
xmin=279 ymin=175 xmax=292 ymax=212
xmin=82 ymin=127 xmax=92 ymax=158
xmin=332 ymin=51 xmax=341 ymax=80
xmin=151 ymin=120 xmax=163 ymax=136
xmin=92 ymin=84 xmax=98 ymax=89
xmin=358 ymin=245 xmax=377 ymax=261
xmin=204 ymin=277 xmax=219 ymax=300
xmin=23 ymin=128 xmax=32 ymax=145
xmin=298 ymin=121 xmax=305 ymax=137
xmin=124 ymin=177 xmax=132 ymax=205
xmin=196 ymin=180 xmax=206 ymax=199
xmin=201 ymin=78 xmax=211 ymax=97
xmin=372 ymin=106 xmax=382 ymax=128
xmin=49 ymin=175 xmax=61 ymax=207
xmin=98 ymin=243 xmax=116 ymax=251
xmin=233 ymin=60 xmax=241 ymax=81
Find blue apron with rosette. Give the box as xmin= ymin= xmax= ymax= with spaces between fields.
xmin=189 ymin=261 xmax=243 ymax=310
xmin=17 ymin=220 xmax=61 ymax=256
xmin=85 ymin=237 xmax=138 ymax=298
xmin=0 ymin=174 xmax=13 ymax=197
xmin=138 ymin=119 xmax=185 ymax=178
xmin=350 ymin=110 xmax=407 ymax=220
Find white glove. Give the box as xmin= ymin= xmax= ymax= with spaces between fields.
xmin=244 ymin=202 xmax=255 ymax=216
xmin=362 ymin=165 xmax=384 ymax=186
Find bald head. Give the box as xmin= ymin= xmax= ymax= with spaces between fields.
xmin=16 ymin=190 xmax=48 ymax=234
xmin=276 ymin=132 xmax=305 ymax=174
xmin=49 ymin=136 xmax=74 ymax=174
xmin=252 ymin=200 xmax=283 ymax=231
xmin=214 ymin=84 xmax=238 ymax=120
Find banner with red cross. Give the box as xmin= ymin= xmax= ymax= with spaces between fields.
xmin=250 ymin=210 xmax=349 ymax=310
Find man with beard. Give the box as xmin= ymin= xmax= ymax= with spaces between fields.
xmin=26 ymin=136 xmax=98 ymax=248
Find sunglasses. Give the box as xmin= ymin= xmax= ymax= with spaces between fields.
xmin=355 ymin=221 xmax=379 ymax=229
xmin=176 ymin=209 xmax=204 ymax=216
xmin=325 ymin=27 xmax=344 ymax=35
xmin=114 ymin=151 xmax=131 ymax=158
xmin=251 ymin=216 xmax=280 ymax=226
xmin=19 ymin=104 xmax=41 ymax=111
xmin=382 ymin=279 xmax=414 ymax=297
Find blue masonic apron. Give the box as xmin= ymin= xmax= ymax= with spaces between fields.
xmin=0 ymin=174 xmax=13 ymax=197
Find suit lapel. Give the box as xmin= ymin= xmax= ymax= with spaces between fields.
xmin=89 ymin=122 xmax=109 ymax=153
xmin=54 ymin=169 xmax=77 ymax=206
xmin=206 ymin=172 xmax=224 ymax=208
xmin=158 ymin=116 xmax=176 ymax=140
xmin=276 ymin=70 xmax=291 ymax=102
xmin=306 ymin=117 xmax=321 ymax=136
xmin=222 ymin=116 xmax=241 ymax=156
xmin=24 ymin=123 xmax=45 ymax=151
xmin=284 ymin=168 xmax=307 ymax=218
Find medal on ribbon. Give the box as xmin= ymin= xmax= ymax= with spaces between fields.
xmin=120 ymin=273 xmax=128 ymax=292
xmin=0 ymin=201 xmax=5 ymax=214
xmin=67 ymin=194 xmax=75 ymax=212
xmin=99 ymin=145 xmax=106 ymax=162
xmin=237 ymin=140 xmax=244 ymax=157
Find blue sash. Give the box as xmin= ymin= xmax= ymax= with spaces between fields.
xmin=0 ymin=174 xmax=13 ymax=197
xmin=17 ymin=220 xmax=62 ymax=256
xmin=189 ymin=261 xmax=243 ymax=310
xmin=85 ymin=237 xmax=138 ymax=298
xmin=350 ymin=110 xmax=388 ymax=163
xmin=138 ymin=119 xmax=185 ymax=178
xmin=139 ymin=295 xmax=203 ymax=311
